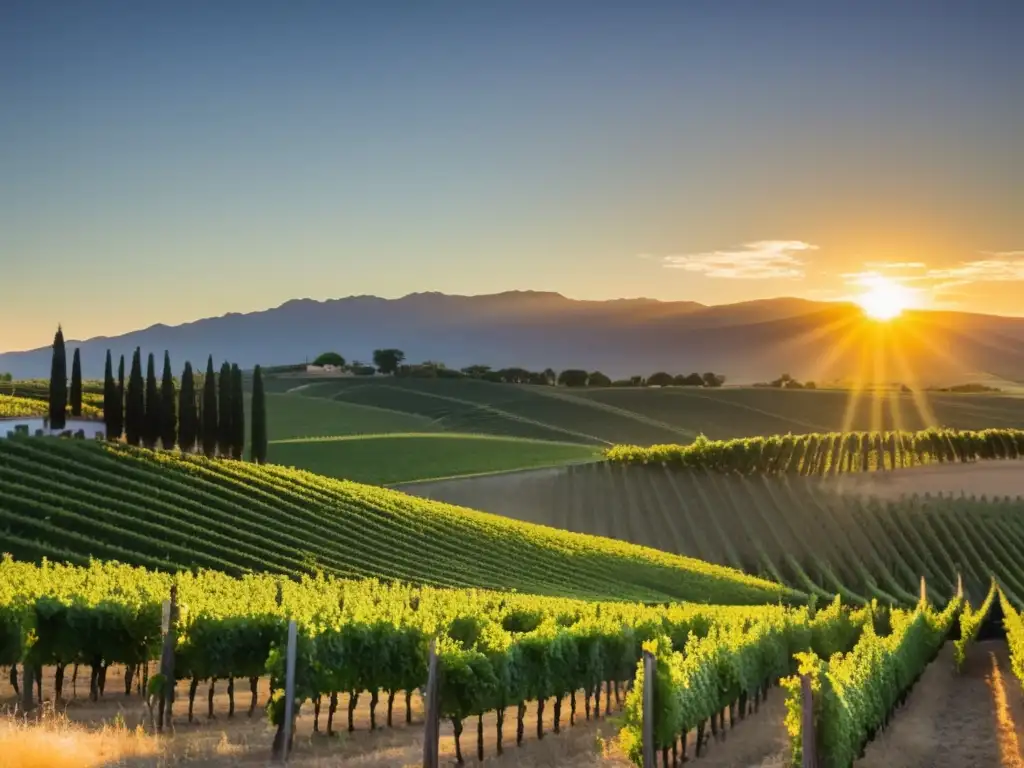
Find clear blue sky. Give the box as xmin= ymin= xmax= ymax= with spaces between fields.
xmin=1 ymin=1 xmax=1021 ymax=350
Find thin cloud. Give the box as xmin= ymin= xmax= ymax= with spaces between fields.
xmin=661 ymin=240 xmax=818 ymax=279
xmin=926 ymin=257 xmax=1024 ymax=289
xmin=862 ymin=261 xmax=927 ymax=270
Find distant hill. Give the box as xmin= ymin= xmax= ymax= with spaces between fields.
xmin=3 ymin=290 xmax=1024 ymax=384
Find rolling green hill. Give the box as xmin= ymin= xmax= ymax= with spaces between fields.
xmin=268 ymin=433 xmax=598 ymax=485
xmin=0 ymin=437 xmax=795 ymax=605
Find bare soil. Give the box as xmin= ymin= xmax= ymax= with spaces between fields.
xmin=856 ymin=641 xmax=1024 ymax=768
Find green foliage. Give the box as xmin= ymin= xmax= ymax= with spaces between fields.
xmin=160 ymin=352 xmax=177 ymax=450
xmin=143 ymin=353 xmax=161 ymax=450
xmin=49 ymin=325 xmax=67 ymax=430
xmin=1000 ymin=589 xmax=1024 ymax=688
xmin=230 ymin=364 xmax=245 ymax=459
xmin=125 ymin=348 xmax=144 ymax=447
xmin=217 ymin=361 xmax=232 ymax=456
xmin=953 ymin=580 xmax=996 ymax=671
xmin=70 ymin=348 xmax=83 ymax=418
xmin=103 ymin=351 xmax=119 ymax=440
xmin=557 ymin=369 xmax=589 ymax=387
xmin=372 ymin=348 xmax=405 ymax=375
xmin=251 ymin=365 xmax=268 ymax=464
xmin=202 ymin=356 xmax=218 ymax=457
xmin=311 ymin=352 xmax=345 ymax=367
xmin=178 ymin=362 xmax=198 ymax=452
xmin=606 ymin=427 xmax=1024 ymax=475
xmin=782 ymin=598 xmax=961 ymax=768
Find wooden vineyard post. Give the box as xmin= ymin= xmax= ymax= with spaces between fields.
xmin=956 ymin=572 xmax=964 ymax=599
xmin=157 ymin=585 xmax=179 ymax=733
xmin=278 ymin=620 xmax=298 ymax=764
xmin=642 ymin=650 xmax=656 ymax=768
xmin=920 ymin=575 xmax=927 ymax=605
xmin=800 ymin=674 xmax=817 ymax=768
xmin=422 ymin=639 xmax=440 ymax=768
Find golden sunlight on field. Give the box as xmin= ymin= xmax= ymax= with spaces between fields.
xmin=0 ymin=711 xmax=158 ymax=768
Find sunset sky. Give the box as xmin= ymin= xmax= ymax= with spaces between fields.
xmin=1 ymin=1 xmax=1021 ymax=351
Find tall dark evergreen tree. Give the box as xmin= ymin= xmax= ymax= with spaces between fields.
xmin=217 ymin=361 xmax=232 ymax=456
xmin=103 ymin=350 xmax=117 ymax=440
xmin=178 ymin=362 xmax=197 ymax=452
xmin=125 ymin=348 xmax=144 ymax=446
xmin=143 ymin=353 xmax=161 ymax=449
xmin=48 ymin=326 xmax=67 ymax=430
xmin=116 ymin=355 xmax=126 ymax=440
xmin=70 ymin=348 xmax=83 ymax=417
xmin=230 ymin=364 xmax=245 ymax=459
xmin=202 ymin=356 xmax=218 ymax=457
xmin=160 ymin=351 xmax=177 ymax=449
xmin=250 ymin=365 xmax=268 ymax=464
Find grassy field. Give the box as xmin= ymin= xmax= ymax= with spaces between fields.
xmin=404 ymin=461 xmax=1024 ymax=608
xmin=268 ymin=433 xmax=599 ymax=484
xmin=0 ymin=436 xmax=791 ymax=604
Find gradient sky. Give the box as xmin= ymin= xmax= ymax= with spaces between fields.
xmin=2 ymin=1 xmax=1022 ymax=351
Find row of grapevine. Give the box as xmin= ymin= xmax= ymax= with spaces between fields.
xmin=0 ymin=559 xmax=818 ymax=762
xmin=953 ymin=579 xmax=997 ymax=671
xmin=0 ymin=438 xmax=799 ymax=604
xmin=616 ymin=597 xmax=882 ymax=766
xmin=605 ymin=427 xmax=1024 ymax=475
xmin=0 ymin=393 xmax=102 ymax=420
xmin=999 ymin=588 xmax=1024 ymax=689
xmin=783 ymin=596 xmax=961 ymax=768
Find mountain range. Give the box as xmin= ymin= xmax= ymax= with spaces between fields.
xmin=3 ymin=291 xmax=1024 ymax=385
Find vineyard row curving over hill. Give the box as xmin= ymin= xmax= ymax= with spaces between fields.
xmin=0 ymin=437 xmax=795 ymax=605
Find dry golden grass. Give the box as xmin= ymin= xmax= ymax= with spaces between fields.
xmin=0 ymin=707 xmax=158 ymax=768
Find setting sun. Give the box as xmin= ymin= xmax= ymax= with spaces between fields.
xmin=855 ymin=275 xmax=915 ymax=320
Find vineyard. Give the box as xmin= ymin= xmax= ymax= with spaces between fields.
xmin=0 ymin=393 xmax=103 ymax=421
xmin=408 ymin=458 xmax=1024 ymax=609
xmin=605 ymin=427 xmax=1024 ymax=474
xmin=0 ymin=437 xmax=794 ymax=605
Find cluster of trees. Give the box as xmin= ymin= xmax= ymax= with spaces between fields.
xmin=48 ymin=326 xmax=268 ymax=463
xmin=552 ymin=370 xmax=726 ymax=388
xmin=753 ymin=373 xmax=816 ymax=390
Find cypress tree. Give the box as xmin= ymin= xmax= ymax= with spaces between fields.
xmin=202 ymin=356 xmax=218 ymax=457
xmin=49 ymin=325 xmax=67 ymax=430
xmin=125 ymin=348 xmax=144 ymax=446
xmin=178 ymin=362 xmax=197 ymax=452
xmin=116 ymin=355 xmax=126 ymax=440
xmin=218 ymin=361 xmax=232 ymax=456
xmin=143 ymin=353 xmax=160 ymax=449
xmin=70 ymin=348 xmax=83 ymax=418
xmin=160 ymin=351 xmax=177 ymax=449
xmin=103 ymin=350 xmax=116 ymax=440
xmin=251 ymin=365 xmax=268 ymax=464
xmin=230 ymin=364 xmax=245 ymax=459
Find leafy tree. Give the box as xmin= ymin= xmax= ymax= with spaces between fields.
xmin=160 ymin=352 xmax=177 ymax=450
xmin=543 ymin=368 xmax=557 ymax=385
xmin=461 ymin=365 xmax=492 ymax=378
xmin=251 ymin=365 xmax=268 ymax=464
xmin=681 ymin=372 xmax=704 ymax=387
xmin=143 ymin=353 xmax=161 ymax=449
xmin=116 ymin=354 xmax=125 ymax=439
xmin=312 ymin=352 xmax=345 ymax=367
xmin=557 ymin=369 xmax=588 ymax=387
xmin=48 ymin=325 xmax=67 ymax=430
xmin=103 ymin=351 xmax=117 ymax=440
xmin=218 ymin=361 xmax=233 ymax=456
xmin=647 ymin=371 xmax=673 ymax=387
xmin=202 ymin=356 xmax=218 ymax=457
xmin=70 ymin=348 xmax=83 ymax=417
xmin=0 ymin=372 xmax=11 ymax=383
xmin=702 ymin=372 xmax=725 ymax=388
xmin=124 ymin=348 xmax=144 ymax=446
xmin=230 ymin=364 xmax=245 ymax=459
xmin=178 ymin=362 xmax=197 ymax=452
xmin=588 ymin=371 xmax=611 ymax=387
xmin=372 ymin=349 xmax=405 ymax=375
xmin=629 ymin=375 xmax=644 ymax=386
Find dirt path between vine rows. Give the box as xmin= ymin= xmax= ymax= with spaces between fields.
xmin=856 ymin=641 xmax=1024 ymax=768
